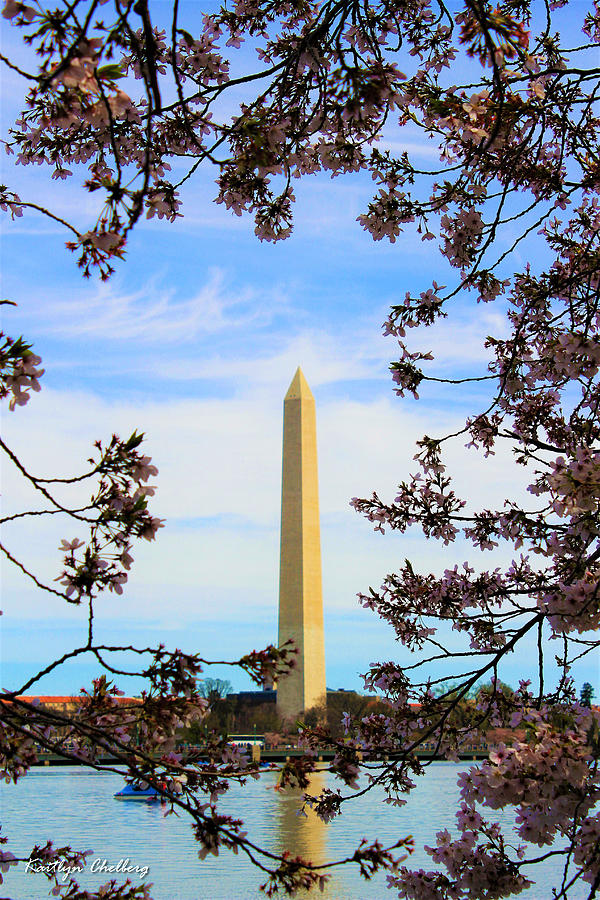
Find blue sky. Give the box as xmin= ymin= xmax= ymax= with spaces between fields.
xmin=1 ymin=3 xmax=597 ymax=701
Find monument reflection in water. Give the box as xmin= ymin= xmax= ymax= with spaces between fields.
xmin=272 ymin=771 xmax=337 ymax=897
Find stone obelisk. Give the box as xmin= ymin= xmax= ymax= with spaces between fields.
xmin=277 ymin=368 xmax=326 ymax=723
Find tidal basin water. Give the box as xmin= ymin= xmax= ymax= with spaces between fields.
xmin=1 ymin=764 xmax=589 ymax=899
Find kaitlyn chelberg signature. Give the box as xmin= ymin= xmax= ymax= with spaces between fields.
xmin=24 ymin=857 xmax=150 ymax=883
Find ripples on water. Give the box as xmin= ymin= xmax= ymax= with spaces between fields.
xmin=1 ymin=764 xmax=587 ymax=899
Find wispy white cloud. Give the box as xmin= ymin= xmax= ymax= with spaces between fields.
xmin=14 ymin=264 xmax=506 ymax=396
xmin=145 ymin=306 xmax=504 ymax=387
xmin=150 ymin=327 xmax=388 ymax=386
xmin=27 ymin=268 xmax=290 ymax=343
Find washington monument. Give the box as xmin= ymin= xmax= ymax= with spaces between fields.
xmin=276 ymin=368 xmax=327 ymax=722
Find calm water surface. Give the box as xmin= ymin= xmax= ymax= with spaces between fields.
xmin=0 ymin=764 xmax=587 ymax=899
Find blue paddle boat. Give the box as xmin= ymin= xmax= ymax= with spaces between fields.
xmin=114 ymin=780 xmax=159 ymax=801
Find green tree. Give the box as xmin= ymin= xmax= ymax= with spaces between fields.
xmin=197 ymin=678 xmax=234 ymax=703
xmin=580 ymin=682 xmax=595 ymax=709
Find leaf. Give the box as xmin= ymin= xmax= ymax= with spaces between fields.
xmin=178 ymin=28 xmax=194 ymax=46
xmin=125 ymin=430 xmax=144 ymax=449
xmin=96 ymin=63 xmax=125 ymax=81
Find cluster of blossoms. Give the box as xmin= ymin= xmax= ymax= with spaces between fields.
xmin=54 ymin=431 xmax=163 ymax=604
xmin=0 ymin=717 xmax=39 ymax=784
xmin=459 ymin=708 xmax=599 ymax=846
xmin=386 ymin=706 xmax=600 ymax=896
xmin=391 ymin=825 xmax=532 ymax=900
xmin=439 ymin=207 xmax=484 ymax=268
xmin=547 ymin=449 xmax=600 ymax=517
xmin=539 ymin=570 xmax=600 ymax=634
xmin=0 ymin=332 xmax=43 ymax=410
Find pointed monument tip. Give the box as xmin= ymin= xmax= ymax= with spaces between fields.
xmin=285 ymin=366 xmax=314 ymax=401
